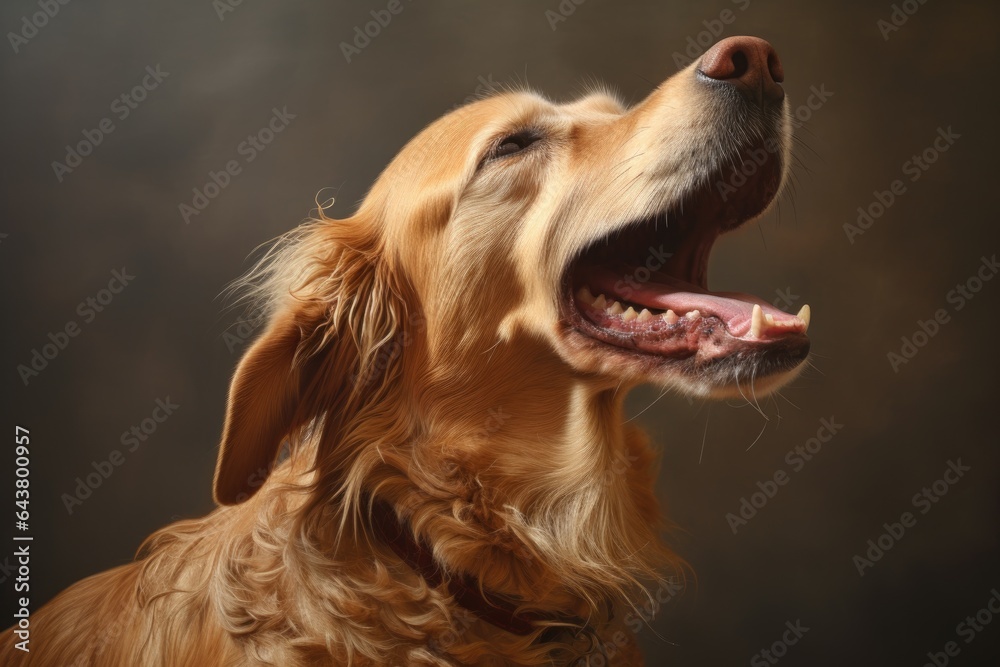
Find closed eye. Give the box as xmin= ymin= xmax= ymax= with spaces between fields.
xmin=481 ymin=130 xmax=542 ymax=166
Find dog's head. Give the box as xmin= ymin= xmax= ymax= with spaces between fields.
xmin=214 ymin=37 xmax=809 ymax=504
xmin=381 ymin=35 xmax=806 ymax=396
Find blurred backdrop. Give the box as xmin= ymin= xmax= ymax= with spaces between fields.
xmin=2 ymin=0 xmax=999 ymax=664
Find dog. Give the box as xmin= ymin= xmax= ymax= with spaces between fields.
xmin=3 ymin=36 xmax=809 ymax=666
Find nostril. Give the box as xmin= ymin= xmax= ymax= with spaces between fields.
xmin=730 ymin=50 xmax=749 ymax=80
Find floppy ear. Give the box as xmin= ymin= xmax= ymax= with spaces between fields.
xmin=212 ymin=307 xmax=321 ymax=505
xmin=212 ymin=217 xmax=412 ymax=505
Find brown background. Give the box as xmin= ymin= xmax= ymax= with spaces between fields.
xmin=2 ymin=0 xmax=999 ymax=664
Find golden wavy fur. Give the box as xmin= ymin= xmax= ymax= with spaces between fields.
xmin=4 ymin=39 xmax=803 ymax=666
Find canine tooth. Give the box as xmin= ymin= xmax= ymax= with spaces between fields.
xmin=662 ymin=310 xmax=679 ymax=325
xmin=751 ymin=304 xmax=764 ymax=338
xmin=637 ymin=308 xmax=654 ymax=322
xmin=576 ymin=286 xmax=595 ymax=305
xmin=592 ymin=294 xmax=607 ymax=309
xmin=797 ymin=304 xmax=811 ymax=331
xmin=606 ymin=301 xmax=624 ymax=316
xmin=685 ymin=309 xmax=701 ymax=320
xmin=622 ymin=306 xmax=638 ymax=321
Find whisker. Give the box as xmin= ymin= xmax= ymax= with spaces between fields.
xmin=745 ymin=419 xmax=769 ymax=452
xmin=699 ymin=410 xmax=711 ymax=465
xmin=626 ymin=387 xmax=670 ymax=423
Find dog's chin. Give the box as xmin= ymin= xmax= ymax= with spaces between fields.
xmin=555 ymin=142 xmax=810 ymax=398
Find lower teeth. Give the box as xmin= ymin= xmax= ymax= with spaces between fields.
xmin=575 ymin=285 xmax=812 ymax=335
xmin=576 ymin=286 xmax=688 ymax=325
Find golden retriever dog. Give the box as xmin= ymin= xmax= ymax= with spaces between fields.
xmin=4 ymin=36 xmax=809 ymax=666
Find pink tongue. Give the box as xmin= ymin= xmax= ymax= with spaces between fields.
xmin=587 ymin=268 xmax=797 ymax=337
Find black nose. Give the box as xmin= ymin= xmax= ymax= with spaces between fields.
xmin=699 ymin=36 xmax=784 ymax=104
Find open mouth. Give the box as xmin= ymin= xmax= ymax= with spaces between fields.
xmin=560 ymin=150 xmax=810 ymax=384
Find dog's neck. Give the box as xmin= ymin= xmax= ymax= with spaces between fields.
xmin=368 ymin=494 xmax=595 ymax=640
xmin=328 ymin=333 xmax=673 ymax=622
